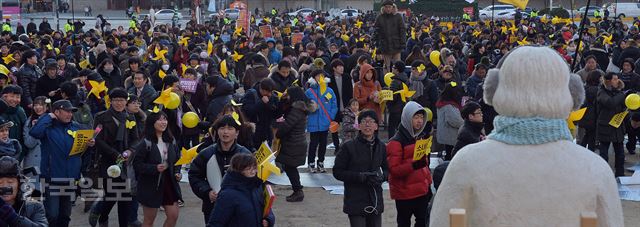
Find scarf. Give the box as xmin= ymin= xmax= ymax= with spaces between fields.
xmin=410 ymin=72 xmax=427 ymax=98
xmin=488 ymin=116 xmax=572 ymax=145
xmin=111 ymin=109 xmax=128 ymax=150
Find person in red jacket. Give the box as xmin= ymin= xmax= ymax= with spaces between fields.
xmin=386 ymin=101 xmax=432 ymax=227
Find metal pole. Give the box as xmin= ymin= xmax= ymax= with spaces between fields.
xmin=491 ymin=0 xmax=494 ymax=22
xmin=571 ymin=0 xmax=591 ymax=72
xmin=55 ymin=0 xmax=59 ymax=31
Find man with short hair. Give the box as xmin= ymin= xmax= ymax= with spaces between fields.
xmin=127 ymin=71 xmax=156 ymax=111
xmin=374 ymin=0 xmax=406 ymax=74
xmin=270 ymin=60 xmax=295 ymax=92
xmin=452 ymin=102 xmax=485 ymax=158
xmin=91 ymin=88 xmax=139 ymax=227
xmin=334 ymin=109 xmax=389 ymax=227
xmin=0 ymin=85 xmax=26 ymax=153
xmin=17 ymin=50 xmax=42 ymax=109
xmin=30 ymin=99 xmax=94 ymax=227
xmin=35 ymin=62 xmax=64 ymax=101
xmin=241 ymin=78 xmax=278 ymax=150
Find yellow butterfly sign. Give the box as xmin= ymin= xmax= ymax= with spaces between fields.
xmin=567 ymin=108 xmax=586 ymax=131
xmin=610 ymin=111 xmax=629 ymax=128
xmin=175 ymin=144 xmax=202 ymax=165
xmin=255 ymin=142 xmax=281 ymax=182
xmin=125 ymin=120 xmax=136 ymax=129
xmin=232 ymin=51 xmax=244 ymax=62
xmin=152 ymin=48 xmax=167 ymax=61
xmin=87 ymin=80 xmax=107 ymax=99
xmin=2 ymin=54 xmax=14 ymax=64
xmin=413 ymin=136 xmax=433 ymax=161
xmin=69 ymin=129 xmax=95 ymax=156
xmin=394 ymin=83 xmax=416 ymax=102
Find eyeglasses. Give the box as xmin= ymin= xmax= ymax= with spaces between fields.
xmin=473 ymin=111 xmax=483 ymax=115
xmin=361 ymin=120 xmax=377 ymax=125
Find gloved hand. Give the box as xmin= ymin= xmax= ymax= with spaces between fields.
xmin=412 ymin=157 xmax=428 ymax=170
xmin=0 ymin=197 xmax=18 ymax=225
xmin=366 ymin=173 xmax=384 ymax=186
xmin=359 ymin=172 xmax=376 ymax=183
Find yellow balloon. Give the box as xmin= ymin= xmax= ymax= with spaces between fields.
xmin=626 ymin=94 xmax=640 ymax=110
xmin=166 ymin=92 xmax=181 ymax=109
xmin=429 ymin=51 xmax=441 ymax=67
xmin=182 ymin=112 xmax=200 ymax=128
xmin=424 ymin=107 xmax=433 ymax=122
xmin=384 ymin=73 xmax=394 ymax=87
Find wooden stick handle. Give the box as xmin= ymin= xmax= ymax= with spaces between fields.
xmin=449 ymin=208 xmax=466 ymax=227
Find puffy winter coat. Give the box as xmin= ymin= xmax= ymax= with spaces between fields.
xmin=333 ymin=135 xmax=389 ymax=215
xmin=596 ymin=81 xmax=627 ymax=142
xmin=208 ymin=171 xmax=275 ymax=227
xmin=305 ymin=84 xmax=338 ymax=132
xmin=275 ymin=101 xmax=313 ymax=167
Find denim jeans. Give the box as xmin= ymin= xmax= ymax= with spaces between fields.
xmin=44 ymin=187 xmax=73 ymax=227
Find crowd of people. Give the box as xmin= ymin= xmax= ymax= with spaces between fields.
xmin=0 ymin=0 xmax=632 ymax=226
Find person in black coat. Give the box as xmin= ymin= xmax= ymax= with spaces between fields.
xmin=204 ymin=76 xmax=234 ymax=125
xmin=132 ymin=111 xmax=182 ymax=227
xmin=38 ymin=18 xmax=51 ymax=34
xmin=333 ymin=110 xmax=389 ymax=227
xmin=274 ymin=86 xmax=314 ymax=202
xmin=617 ymin=40 xmax=640 ymax=68
xmin=35 ymin=62 xmax=64 ymax=101
xmin=92 ymin=88 xmax=140 ymax=227
xmin=56 ymin=55 xmax=79 ymax=81
xmin=452 ymin=102 xmax=484 ymax=158
xmin=269 ymin=61 xmax=296 ymax=93
xmin=578 ymin=71 xmax=602 ymax=151
xmin=26 ymin=19 xmax=37 ymax=35
xmin=17 ymin=50 xmax=43 ymax=109
xmin=596 ymin=72 xmax=627 ymax=177
xmin=241 ymin=78 xmax=278 ymax=150
xmin=188 ymin=115 xmax=251 ymax=223
xmin=98 ymin=59 xmax=124 ymax=89
xmin=327 ymin=59 xmax=353 ymax=153
xmin=387 ymin=61 xmax=410 ymax=138
xmin=208 ymin=153 xmax=275 ymax=227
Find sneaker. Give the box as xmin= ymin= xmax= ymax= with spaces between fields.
xmin=317 ymin=162 xmax=326 ymax=173
xmin=327 ymin=143 xmax=335 ymax=149
xmin=178 ymin=200 xmax=185 ymax=207
xmin=128 ymin=220 xmax=142 ymax=227
xmin=630 ymin=150 xmax=637 ymax=155
xmin=285 ymin=190 xmax=304 ymax=202
xmin=308 ymin=162 xmax=316 ymax=173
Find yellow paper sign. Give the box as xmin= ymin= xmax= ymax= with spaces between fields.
xmin=256 ymin=142 xmax=281 ymax=182
xmin=379 ymin=90 xmax=394 ymax=102
xmin=413 ymin=136 xmax=433 ymax=161
xmin=69 ymin=130 xmax=95 ymax=156
xmin=609 ymin=111 xmax=629 ymax=128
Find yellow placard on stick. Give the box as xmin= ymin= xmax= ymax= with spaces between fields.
xmin=413 ymin=136 xmax=433 ymax=161
xmin=379 ymin=90 xmax=394 ymax=102
xmin=256 ymin=142 xmax=281 ymax=182
xmin=69 ymin=130 xmax=95 ymax=156
xmin=610 ymin=110 xmax=629 ymax=128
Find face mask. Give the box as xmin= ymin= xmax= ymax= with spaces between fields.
xmin=104 ymin=66 xmax=114 ymax=73
xmin=162 ymin=64 xmax=170 ymax=71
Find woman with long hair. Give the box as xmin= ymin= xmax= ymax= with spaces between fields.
xmin=132 ymin=111 xmax=182 ymax=227
xmin=275 ymin=86 xmax=314 ymax=202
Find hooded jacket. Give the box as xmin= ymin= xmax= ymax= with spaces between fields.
xmin=206 ymin=79 xmax=234 ymax=123
xmin=386 ymin=101 xmax=432 ymax=200
xmin=353 ymin=64 xmax=382 ymax=119
xmin=208 ymin=171 xmax=275 ymax=227
xmin=305 ymin=77 xmax=338 ymax=132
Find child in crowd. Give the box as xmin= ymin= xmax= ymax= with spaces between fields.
xmin=341 ymin=98 xmax=359 ymax=142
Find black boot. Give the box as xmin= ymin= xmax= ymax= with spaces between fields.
xmin=286 ymin=190 xmax=304 ymax=202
